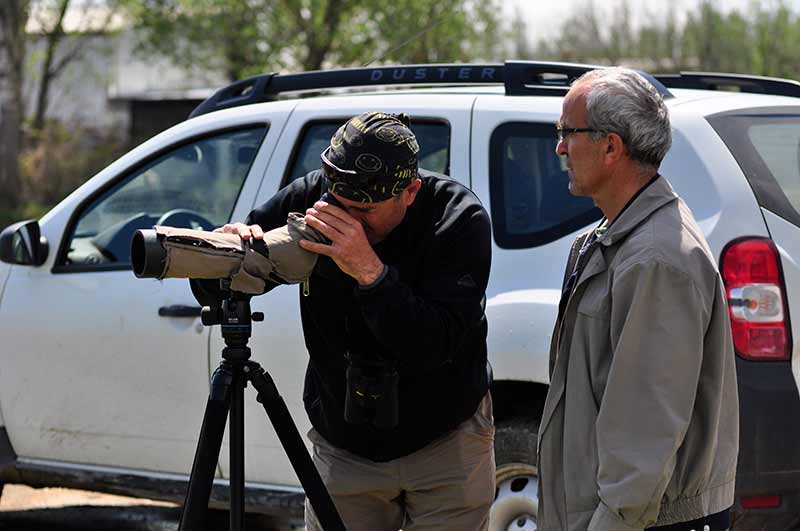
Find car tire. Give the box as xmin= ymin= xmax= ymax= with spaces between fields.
xmin=490 ymin=418 xmax=540 ymax=531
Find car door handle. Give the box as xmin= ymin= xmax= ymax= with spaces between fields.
xmin=158 ymin=305 xmax=202 ymax=318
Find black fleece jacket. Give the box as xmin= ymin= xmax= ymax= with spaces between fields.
xmin=246 ymin=169 xmax=492 ymax=461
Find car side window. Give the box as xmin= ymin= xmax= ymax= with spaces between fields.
xmin=709 ymin=108 xmax=800 ymax=228
xmin=489 ymin=122 xmax=600 ymax=249
xmin=284 ymin=119 xmax=450 ymax=186
xmin=60 ymin=126 xmax=268 ymax=269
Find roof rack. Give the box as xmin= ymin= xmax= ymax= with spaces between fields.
xmin=189 ymin=61 xmax=675 ymax=118
xmin=655 ymin=72 xmax=800 ymax=98
xmin=503 ymin=61 xmax=672 ymax=99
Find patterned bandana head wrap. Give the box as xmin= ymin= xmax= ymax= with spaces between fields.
xmin=320 ymin=111 xmax=419 ymax=203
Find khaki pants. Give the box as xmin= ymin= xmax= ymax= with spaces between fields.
xmin=305 ymin=393 xmax=496 ymax=531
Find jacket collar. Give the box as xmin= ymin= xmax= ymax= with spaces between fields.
xmin=596 ymin=175 xmax=678 ymax=248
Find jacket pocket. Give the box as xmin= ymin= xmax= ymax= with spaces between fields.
xmin=566 ymin=508 xmax=595 ymax=530
xmin=575 ymin=277 xmax=610 ymax=318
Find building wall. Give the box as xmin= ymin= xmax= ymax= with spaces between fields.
xmin=23 ymin=30 xmax=223 ymax=144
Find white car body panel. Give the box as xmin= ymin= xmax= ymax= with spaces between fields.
xmin=470 ymin=95 xmax=573 ymax=385
xmin=0 ymin=266 xmax=210 ymax=472
xmin=761 ymin=209 xmax=800 ymax=395
xmin=662 ymin=104 xmax=771 ymax=256
xmin=0 ymin=104 xmax=294 ymax=474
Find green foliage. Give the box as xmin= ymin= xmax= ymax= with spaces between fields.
xmin=0 ymin=202 xmax=49 ymax=230
xmin=1 ymin=121 xmax=128 ymax=225
xmin=532 ymin=0 xmax=800 ymax=80
xmin=118 ymin=0 xmax=505 ymax=81
xmin=349 ymin=0 xmax=503 ymax=65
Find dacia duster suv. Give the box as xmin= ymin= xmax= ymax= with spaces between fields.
xmin=0 ymin=61 xmax=799 ymax=530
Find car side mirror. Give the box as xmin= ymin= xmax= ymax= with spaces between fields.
xmin=0 ymin=219 xmax=49 ymax=266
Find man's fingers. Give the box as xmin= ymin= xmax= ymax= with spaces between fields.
xmin=299 ymin=239 xmax=334 ymax=256
xmin=249 ymin=225 xmax=264 ymax=239
xmin=212 ymin=223 xmax=264 ymax=240
xmin=313 ymin=201 xmax=358 ymax=226
xmin=304 ymin=213 xmax=344 ymax=240
xmin=306 ymin=207 xmax=351 ymax=234
xmin=212 ymin=223 xmax=238 ymax=233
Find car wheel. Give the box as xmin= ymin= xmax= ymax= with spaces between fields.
xmin=490 ymin=418 xmax=540 ymax=531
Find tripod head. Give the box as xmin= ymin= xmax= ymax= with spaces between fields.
xmin=193 ymin=279 xmax=264 ymax=357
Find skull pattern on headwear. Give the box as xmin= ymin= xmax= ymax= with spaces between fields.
xmin=320 ymin=111 xmax=419 ymax=203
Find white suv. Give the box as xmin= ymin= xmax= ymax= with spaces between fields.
xmin=1 ymin=62 xmax=799 ymax=530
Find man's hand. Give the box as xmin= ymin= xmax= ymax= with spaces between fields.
xmin=299 ymin=201 xmax=385 ymax=286
xmin=213 ymin=222 xmax=264 ymax=240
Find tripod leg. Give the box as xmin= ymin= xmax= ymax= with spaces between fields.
xmin=244 ymin=362 xmax=347 ymax=531
xmin=179 ymin=364 xmax=235 ymax=531
xmin=230 ymin=369 xmax=245 ymax=531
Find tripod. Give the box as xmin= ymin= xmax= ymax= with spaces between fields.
xmin=179 ymin=281 xmax=346 ymax=531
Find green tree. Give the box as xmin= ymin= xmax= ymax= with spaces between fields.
xmin=640 ymin=10 xmax=683 ymax=71
xmin=0 ymin=1 xmax=30 ymax=215
xmin=122 ymin=0 xmax=504 ymax=82
xmin=750 ymin=1 xmax=800 ymax=78
xmin=543 ymin=0 xmax=604 ymax=62
xmin=682 ymin=1 xmax=753 ymax=73
xmin=0 ymin=0 xmax=120 ymax=220
xmin=352 ymin=0 xmax=503 ymax=65
xmin=534 ymin=0 xmax=800 ymax=81
xmin=28 ymin=0 xmax=117 ymax=131
xmin=30 ymin=0 xmax=70 ymax=131
xmin=509 ymin=6 xmax=533 ymax=60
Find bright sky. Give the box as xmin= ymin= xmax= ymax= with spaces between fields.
xmin=508 ymin=0 xmax=800 ymax=44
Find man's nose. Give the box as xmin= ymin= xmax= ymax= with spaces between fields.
xmin=555 ymin=137 xmax=567 ymax=156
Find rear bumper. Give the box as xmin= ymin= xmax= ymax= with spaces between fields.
xmin=734 ymin=357 xmax=800 ymax=523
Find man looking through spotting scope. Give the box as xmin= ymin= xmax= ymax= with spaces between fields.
xmin=212 ymin=111 xmax=495 ymax=531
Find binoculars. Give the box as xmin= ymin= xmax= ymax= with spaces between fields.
xmin=344 ymin=356 xmax=400 ymax=430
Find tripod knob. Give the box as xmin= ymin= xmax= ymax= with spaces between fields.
xmin=252 ymin=312 xmax=264 ymax=322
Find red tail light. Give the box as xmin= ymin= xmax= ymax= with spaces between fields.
xmin=720 ymin=238 xmax=791 ymax=361
xmin=740 ymin=495 xmax=781 ymax=509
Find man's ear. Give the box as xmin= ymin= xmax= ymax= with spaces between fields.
xmin=402 ymin=178 xmax=422 ymax=206
xmin=603 ymin=132 xmax=627 ymax=164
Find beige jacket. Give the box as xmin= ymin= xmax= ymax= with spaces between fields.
xmin=537 ymin=176 xmax=739 ymax=531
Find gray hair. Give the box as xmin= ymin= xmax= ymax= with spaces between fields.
xmin=576 ymin=68 xmax=672 ymax=169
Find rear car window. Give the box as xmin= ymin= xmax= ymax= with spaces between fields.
xmin=748 ymin=124 xmax=800 ymax=212
xmin=489 ymin=122 xmax=600 ymax=249
xmin=708 ymin=108 xmax=800 ymax=228
xmin=284 ymin=119 xmax=450 ymax=186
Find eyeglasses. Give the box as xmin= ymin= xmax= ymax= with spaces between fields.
xmin=556 ymin=126 xmax=600 ymax=142
xmin=320 ymin=146 xmax=371 ymax=186
xmin=321 ymin=147 xmax=356 ymax=177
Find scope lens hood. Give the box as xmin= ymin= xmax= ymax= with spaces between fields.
xmin=131 ymin=229 xmax=167 ymax=278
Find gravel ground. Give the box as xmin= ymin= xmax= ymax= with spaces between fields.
xmin=0 ymin=484 xmax=299 ymax=531
xmin=0 ymin=484 xmax=177 ymax=511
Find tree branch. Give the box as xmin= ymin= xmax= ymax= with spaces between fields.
xmin=33 ymin=0 xmax=71 ymax=130
xmin=49 ymin=39 xmax=84 ymax=77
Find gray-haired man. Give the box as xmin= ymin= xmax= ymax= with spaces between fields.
xmin=537 ymin=68 xmax=739 ymax=530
